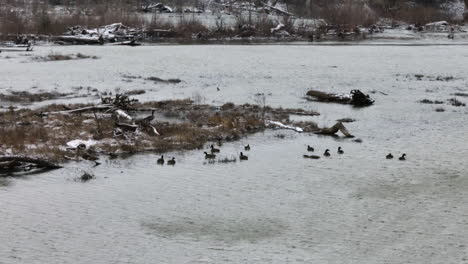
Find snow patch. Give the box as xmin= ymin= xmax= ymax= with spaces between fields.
xmin=66 ymin=139 xmax=98 ymax=149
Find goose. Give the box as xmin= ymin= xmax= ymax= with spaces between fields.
xmin=210 ymin=144 xmax=220 ymax=153
xmin=303 ymin=155 xmax=320 ymax=159
xmin=338 ymin=147 xmax=344 ymax=154
xmin=167 ymin=157 xmax=176 ymax=165
xmin=324 ymin=149 xmax=331 ymax=157
xmin=244 ymin=144 xmax=250 ymax=151
xmin=386 ymin=153 xmax=393 ymax=159
xmin=307 ymin=145 xmax=314 ymax=152
xmin=204 ymin=152 xmax=216 ymax=159
xmin=81 ymin=151 xmax=100 ymax=166
xmin=142 ymin=110 xmax=155 ymax=123
xmin=399 ymin=154 xmax=406 ymax=161
xmin=240 ymin=152 xmax=248 ymax=160
xmin=157 ymin=155 xmax=164 ymax=164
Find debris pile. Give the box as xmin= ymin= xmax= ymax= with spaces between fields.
xmin=142 ymin=3 xmax=173 ymax=13
xmin=57 ymin=23 xmax=142 ymax=45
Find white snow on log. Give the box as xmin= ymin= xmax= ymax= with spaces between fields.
xmin=425 ymin=21 xmax=449 ymax=27
xmin=66 ymin=139 xmax=98 ymax=149
xmin=115 ymin=109 xmax=132 ymax=121
xmin=266 ymin=120 xmax=303 ymax=133
xmin=271 ymin=23 xmax=285 ymax=33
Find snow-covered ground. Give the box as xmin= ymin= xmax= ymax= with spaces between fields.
xmin=1 ymin=44 xmax=468 ymax=263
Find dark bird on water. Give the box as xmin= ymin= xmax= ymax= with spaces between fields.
xmin=244 ymin=144 xmax=250 ymax=151
xmin=81 ymin=151 xmax=100 ymax=166
xmin=338 ymin=147 xmax=344 ymax=154
xmin=204 ymin=152 xmax=216 ymax=159
xmin=167 ymin=157 xmax=176 ymax=165
xmin=303 ymin=155 xmax=320 ymax=159
xmin=399 ymin=154 xmax=406 ymax=161
xmin=210 ymin=144 xmax=220 ymax=153
xmin=386 ymin=153 xmax=394 ymax=159
xmin=324 ymin=149 xmax=330 ymax=157
xmin=157 ymin=155 xmax=164 ymax=164
xmin=307 ymin=145 xmax=314 ymax=152
xmin=240 ymin=152 xmax=248 ymax=160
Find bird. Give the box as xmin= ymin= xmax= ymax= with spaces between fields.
xmin=386 ymin=153 xmax=394 ymax=159
xmin=244 ymin=144 xmax=250 ymax=151
xmin=399 ymin=154 xmax=406 ymax=161
xmin=240 ymin=152 xmax=248 ymax=160
xmin=157 ymin=155 xmax=164 ymax=164
xmin=81 ymin=150 xmax=100 ymax=166
xmin=140 ymin=110 xmax=155 ymax=124
xmin=324 ymin=149 xmax=330 ymax=157
xmin=204 ymin=152 xmax=216 ymax=159
xmin=307 ymin=145 xmax=314 ymax=152
xmin=217 ymin=86 xmax=220 ymax=91
xmin=210 ymin=144 xmax=220 ymax=153
xmin=167 ymin=157 xmax=176 ymax=165
xmin=338 ymin=147 xmax=344 ymax=154
xmin=303 ymin=155 xmax=320 ymax=159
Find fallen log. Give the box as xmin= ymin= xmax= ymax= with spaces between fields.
xmin=315 ymin=122 xmax=354 ymax=137
xmin=116 ymin=122 xmax=139 ymax=132
xmin=43 ymin=105 xmax=113 ymax=115
xmin=0 ymin=156 xmax=62 ymax=173
xmin=306 ymin=89 xmax=374 ymax=107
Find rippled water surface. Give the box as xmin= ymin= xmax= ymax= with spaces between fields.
xmin=1 ymin=44 xmax=468 ymax=263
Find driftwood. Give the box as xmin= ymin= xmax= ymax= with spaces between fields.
xmin=116 ymin=122 xmax=139 ymax=132
xmin=306 ymin=89 xmax=374 ymax=107
xmin=316 ymin=122 xmax=354 ymax=137
xmin=0 ymin=156 xmax=62 ymax=174
xmin=145 ymin=77 xmax=182 ymax=83
xmin=43 ymin=105 xmax=113 ymax=115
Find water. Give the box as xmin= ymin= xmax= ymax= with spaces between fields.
xmin=1 ymin=44 xmax=468 ymax=263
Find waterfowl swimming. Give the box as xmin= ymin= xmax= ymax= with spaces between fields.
xmin=167 ymin=157 xmax=176 ymax=165
xmin=386 ymin=153 xmax=394 ymax=159
xmin=324 ymin=149 xmax=330 ymax=157
xmin=303 ymin=155 xmax=320 ymax=159
xmin=399 ymin=154 xmax=406 ymax=161
xmin=307 ymin=145 xmax=314 ymax=152
xmin=240 ymin=152 xmax=248 ymax=160
xmin=338 ymin=147 xmax=344 ymax=154
xmin=81 ymin=151 xmax=100 ymax=166
xmin=204 ymin=152 xmax=216 ymax=159
xmin=157 ymin=155 xmax=164 ymax=164
xmin=244 ymin=144 xmax=251 ymax=151
xmin=210 ymin=144 xmax=220 ymax=153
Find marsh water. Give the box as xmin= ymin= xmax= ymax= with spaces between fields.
xmin=1 ymin=43 xmax=468 ymax=263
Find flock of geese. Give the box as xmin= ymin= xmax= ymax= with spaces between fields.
xmin=155 ymin=144 xmax=407 ymax=165
xmin=156 ymin=144 xmax=252 ymax=165
xmin=304 ymin=145 xmax=406 ymax=160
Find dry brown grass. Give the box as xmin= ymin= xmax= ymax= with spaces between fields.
xmin=32 ymin=52 xmax=99 ymax=62
xmin=321 ymin=0 xmax=377 ymax=27
xmin=394 ymin=5 xmax=454 ymax=24
xmin=0 ymin=91 xmax=72 ymax=103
